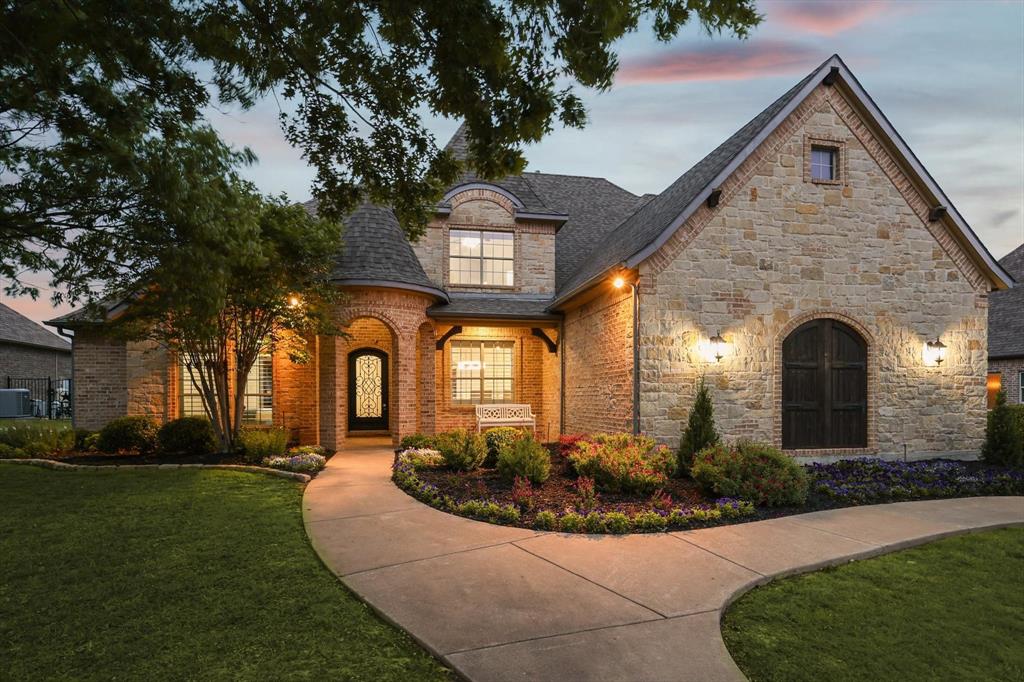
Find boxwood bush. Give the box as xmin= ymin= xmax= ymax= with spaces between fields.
xmin=436 ymin=429 xmax=487 ymax=471
xmin=237 ymin=427 xmax=289 ymax=462
xmin=97 ymin=416 xmax=159 ymax=454
xmin=483 ymin=426 xmax=525 ymax=467
xmin=691 ymin=440 xmax=808 ymax=506
xmin=157 ymin=417 xmax=218 ymax=455
xmin=496 ymin=436 xmax=551 ymax=484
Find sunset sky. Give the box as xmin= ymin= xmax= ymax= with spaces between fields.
xmin=5 ymin=0 xmax=1023 ymax=328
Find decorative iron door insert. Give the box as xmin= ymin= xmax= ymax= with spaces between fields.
xmin=348 ymin=348 xmax=389 ymax=431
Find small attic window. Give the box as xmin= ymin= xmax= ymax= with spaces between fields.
xmin=810 ymin=146 xmax=837 ymax=181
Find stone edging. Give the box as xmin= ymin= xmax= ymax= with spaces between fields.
xmin=0 ymin=458 xmax=311 ymax=483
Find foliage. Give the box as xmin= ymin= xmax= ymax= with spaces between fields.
xmin=723 ymin=529 xmax=1024 ymax=682
xmin=631 ymin=510 xmax=668 ymax=532
xmin=568 ymin=433 xmax=676 ymax=494
xmin=436 ymin=429 xmax=487 ymax=472
xmin=982 ymin=391 xmax=1024 ymax=468
xmin=97 ymin=416 xmax=159 ymax=455
xmin=496 ymin=436 xmax=552 ymax=484
xmin=807 ymin=459 xmax=1024 ymax=504
xmin=691 ymin=440 xmax=808 ymax=507
xmin=558 ymin=433 xmax=590 ymax=456
xmin=0 ymin=464 xmax=449 ymax=680
xmin=237 ymin=427 xmax=289 ymax=462
xmin=290 ymin=444 xmax=327 ymax=456
xmin=3 ymin=1 xmax=759 ymax=307
xmin=678 ymin=376 xmax=720 ymax=474
xmin=558 ymin=512 xmax=586 ymax=533
xmin=603 ymin=512 xmax=632 ymax=534
xmin=399 ymin=434 xmax=438 ymax=450
xmin=399 ymin=448 xmax=445 ymax=470
xmin=483 ymin=427 xmax=526 ymax=468
xmin=263 ymin=452 xmax=327 ymax=474
xmin=73 ymin=428 xmax=95 ymax=451
xmin=574 ymin=476 xmax=600 ymax=512
xmin=533 ymin=510 xmax=557 ymax=531
xmin=0 ymin=420 xmax=73 ymax=454
xmin=157 ymin=417 xmax=218 ymax=456
xmin=511 ymin=476 xmax=534 ymax=511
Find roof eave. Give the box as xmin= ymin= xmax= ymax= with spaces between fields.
xmin=332 ymin=278 xmax=450 ymax=302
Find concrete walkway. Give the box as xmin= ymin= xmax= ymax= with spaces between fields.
xmin=303 ymin=436 xmax=1024 ymax=682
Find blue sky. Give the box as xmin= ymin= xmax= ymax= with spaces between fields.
xmin=6 ymin=0 xmax=1024 ymax=326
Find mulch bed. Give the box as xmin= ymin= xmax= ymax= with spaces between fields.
xmin=412 ymin=448 xmax=710 ymax=527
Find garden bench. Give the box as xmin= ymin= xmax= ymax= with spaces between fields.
xmin=475 ymin=404 xmax=536 ymax=433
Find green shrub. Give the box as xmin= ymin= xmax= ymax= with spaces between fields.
xmin=73 ymin=428 xmax=95 ymax=451
xmin=237 ymin=427 xmax=289 ymax=462
xmin=97 ymin=416 xmax=158 ymax=454
xmin=399 ymin=433 xmax=436 ymax=450
xmin=533 ymin=510 xmax=557 ymax=531
xmin=436 ymin=429 xmax=487 ymax=471
xmin=603 ymin=512 xmax=632 ymax=534
xmin=0 ymin=443 xmax=27 ymax=458
xmin=568 ymin=433 xmax=675 ymax=494
xmin=678 ymin=377 xmax=720 ymax=474
xmin=483 ymin=426 xmax=526 ymax=467
xmin=691 ymin=440 xmax=808 ymax=507
xmin=496 ymin=436 xmax=551 ymax=484
xmin=632 ymin=510 xmax=668 ymax=532
xmin=0 ymin=420 xmax=73 ymax=453
xmin=583 ymin=511 xmax=605 ymax=533
xmin=982 ymin=391 xmax=1024 ymax=468
xmin=558 ymin=512 xmax=585 ymax=533
xmin=157 ymin=417 xmax=218 ymax=455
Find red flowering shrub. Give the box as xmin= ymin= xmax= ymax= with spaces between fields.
xmin=511 ymin=475 xmax=534 ymax=511
xmin=558 ymin=433 xmax=590 ymax=456
xmin=574 ymin=475 xmax=599 ymax=511
xmin=691 ymin=440 xmax=808 ymax=507
xmin=568 ymin=433 xmax=676 ymax=494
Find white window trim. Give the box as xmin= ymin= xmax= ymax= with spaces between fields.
xmin=448 ymin=228 xmax=515 ymax=288
xmin=450 ymin=340 xmax=514 ymax=405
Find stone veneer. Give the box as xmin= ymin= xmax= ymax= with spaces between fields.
xmin=636 ymin=83 xmax=989 ymax=457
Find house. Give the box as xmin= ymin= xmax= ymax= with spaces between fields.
xmin=987 ymin=243 xmax=1024 ymax=407
xmin=1 ymin=302 xmax=72 ymax=415
xmin=47 ymin=55 xmax=1014 ymax=459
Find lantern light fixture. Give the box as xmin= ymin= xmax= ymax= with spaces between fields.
xmin=287 ymin=294 xmax=301 ymax=308
xmin=925 ymin=337 xmax=947 ymax=366
xmin=709 ymin=331 xmax=727 ymax=363
xmin=613 ymin=276 xmax=626 ymax=289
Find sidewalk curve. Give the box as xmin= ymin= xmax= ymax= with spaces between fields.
xmin=303 ymin=437 xmax=1024 ymax=682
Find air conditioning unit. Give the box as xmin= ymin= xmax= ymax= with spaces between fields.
xmin=0 ymin=389 xmax=32 ymax=418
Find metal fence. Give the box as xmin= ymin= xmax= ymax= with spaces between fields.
xmin=5 ymin=377 xmax=72 ymax=420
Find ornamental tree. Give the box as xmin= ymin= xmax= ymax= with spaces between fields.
xmin=678 ymin=376 xmax=720 ymax=474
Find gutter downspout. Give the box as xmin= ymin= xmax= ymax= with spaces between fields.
xmin=559 ymin=318 xmax=565 ymax=438
xmin=631 ymin=283 xmax=640 ymax=435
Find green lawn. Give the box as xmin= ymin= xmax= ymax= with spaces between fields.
xmin=0 ymin=464 xmax=450 ymax=680
xmin=722 ymin=528 xmax=1024 ymax=682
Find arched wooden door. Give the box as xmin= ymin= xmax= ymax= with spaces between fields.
xmin=348 ymin=348 xmax=389 ymax=431
xmin=782 ymin=319 xmax=867 ymax=449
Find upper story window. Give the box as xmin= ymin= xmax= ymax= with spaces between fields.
xmin=810 ymin=146 xmax=837 ymax=182
xmin=449 ymin=229 xmax=513 ymax=286
xmin=180 ymin=353 xmax=273 ymax=422
xmin=451 ymin=340 xmax=513 ymax=404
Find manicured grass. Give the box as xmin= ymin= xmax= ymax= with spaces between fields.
xmin=722 ymin=528 xmax=1024 ymax=681
xmin=0 ymin=464 xmax=450 ymax=680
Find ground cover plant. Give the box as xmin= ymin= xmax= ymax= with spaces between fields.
xmin=722 ymin=528 xmax=1024 ymax=681
xmin=0 ymin=419 xmax=73 ymax=457
xmin=0 ymin=464 xmax=449 ymax=680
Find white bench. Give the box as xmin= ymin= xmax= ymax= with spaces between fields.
xmin=475 ymin=404 xmax=536 ymax=433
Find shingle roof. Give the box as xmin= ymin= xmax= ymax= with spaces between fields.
xmin=427 ymin=296 xmax=559 ymax=321
xmin=305 ymin=199 xmax=447 ymax=300
xmin=1 ymin=303 xmax=72 ymax=351
xmin=552 ymin=64 xmax=822 ymax=304
xmin=989 ymin=244 xmax=1024 ymax=359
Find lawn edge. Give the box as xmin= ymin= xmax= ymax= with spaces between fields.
xmin=0 ymin=457 xmax=311 ymax=482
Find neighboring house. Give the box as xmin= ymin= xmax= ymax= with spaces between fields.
xmin=48 ymin=55 xmax=1014 ymax=459
xmin=1 ymin=302 xmax=72 ymax=383
xmin=987 ymin=243 xmax=1024 ymax=407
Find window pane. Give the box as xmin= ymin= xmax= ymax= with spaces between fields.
xmin=244 ymin=354 xmax=273 ymax=423
xmin=449 ymin=256 xmax=481 ymax=285
xmin=449 ymin=230 xmax=481 ymax=257
xmin=180 ymin=361 xmax=206 ymax=418
xmin=451 ymin=341 xmax=513 ymax=404
xmin=449 ymin=229 xmax=514 ymax=287
xmin=811 ymin=147 xmax=835 ymax=181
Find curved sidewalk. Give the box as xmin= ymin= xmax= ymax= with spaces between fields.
xmin=303 ymin=437 xmax=1024 ymax=682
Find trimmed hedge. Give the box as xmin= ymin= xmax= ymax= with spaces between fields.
xmin=691 ymin=440 xmax=808 ymax=507
xmin=97 ymin=416 xmax=159 ymax=454
xmin=157 ymin=417 xmax=218 ymax=455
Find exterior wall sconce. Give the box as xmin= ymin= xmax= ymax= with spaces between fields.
xmin=924 ymin=338 xmax=947 ymax=367
xmin=287 ymin=294 xmax=301 ymax=308
xmin=709 ymin=331 xmax=728 ymax=362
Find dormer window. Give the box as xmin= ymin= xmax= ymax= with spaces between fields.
xmin=810 ymin=146 xmax=836 ymax=181
xmin=449 ymin=229 xmax=514 ymax=286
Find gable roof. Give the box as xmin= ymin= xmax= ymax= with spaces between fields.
xmin=1 ymin=302 xmax=71 ymax=351
xmin=550 ymin=54 xmax=1014 ymax=308
xmin=989 ymin=244 xmax=1023 ymax=359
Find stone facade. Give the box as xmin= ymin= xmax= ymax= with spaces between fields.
xmin=988 ymin=357 xmax=1024 ymax=406
xmin=637 ymin=84 xmax=989 ymax=458
xmin=0 ymin=342 xmax=71 ymax=383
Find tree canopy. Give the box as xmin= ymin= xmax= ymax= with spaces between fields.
xmin=1 ymin=0 xmax=760 ymax=306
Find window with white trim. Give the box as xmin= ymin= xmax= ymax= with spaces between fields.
xmin=451 ymin=341 xmax=513 ymax=404
xmin=180 ymin=360 xmax=205 ymax=417
xmin=449 ymin=229 xmax=514 ymax=286
xmin=242 ymin=353 xmax=273 ymax=423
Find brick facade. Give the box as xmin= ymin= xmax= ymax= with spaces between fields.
xmin=636 ymin=84 xmax=989 ymax=458
xmin=0 ymin=342 xmax=71 ymax=383
xmin=988 ymin=357 xmax=1024 ymax=406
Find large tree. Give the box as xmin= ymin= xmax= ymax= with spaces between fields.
xmin=2 ymin=0 xmax=760 ymax=305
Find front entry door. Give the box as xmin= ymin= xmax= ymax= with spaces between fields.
xmin=348 ymin=348 xmax=389 ymax=431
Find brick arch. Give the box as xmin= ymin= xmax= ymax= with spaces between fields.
xmin=772 ymin=310 xmax=878 ymax=455
xmin=446 ymin=186 xmax=519 ymax=216
xmin=338 ymin=309 xmax=402 ymax=338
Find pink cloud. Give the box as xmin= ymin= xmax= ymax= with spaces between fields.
xmin=768 ymin=1 xmax=890 ymax=37
xmin=618 ymin=41 xmax=822 ymax=85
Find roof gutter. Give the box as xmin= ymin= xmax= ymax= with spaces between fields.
xmin=332 ymin=278 xmax=450 ymax=302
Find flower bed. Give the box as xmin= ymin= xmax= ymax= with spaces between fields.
xmin=391 ymin=431 xmax=1024 ymax=534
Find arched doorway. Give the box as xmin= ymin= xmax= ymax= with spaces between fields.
xmin=782 ymin=318 xmax=867 ymax=449
xmin=348 ymin=348 xmax=389 ymax=431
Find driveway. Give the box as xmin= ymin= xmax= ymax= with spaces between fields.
xmin=303 ymin=436 xmax=1024 ymax=682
